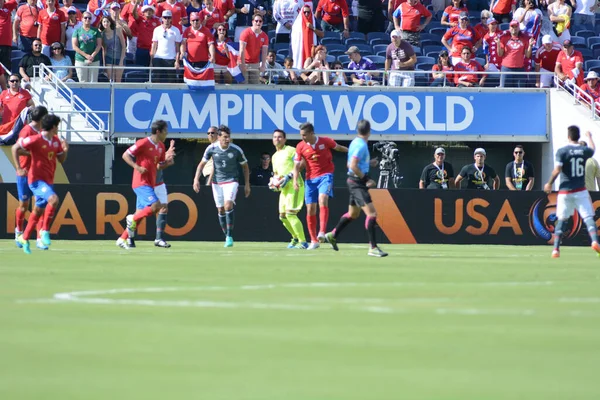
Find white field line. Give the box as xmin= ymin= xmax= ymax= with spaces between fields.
xmin=559 ymin=298 xmax=600 ymax=303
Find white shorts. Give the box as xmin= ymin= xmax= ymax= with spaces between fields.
xmin=556 ymin=190 xmax=594 ymax=220
xmin=212 ymin=181 xmax=239 ymax=208
xmin=154 ymin=183 xmax=168 ymax=204
xmin=539 ymin=67 xmax=554 ymax=88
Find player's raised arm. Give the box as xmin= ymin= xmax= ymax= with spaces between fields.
xmin=159 ymin=140 xmax=176 ymax=170
xmin=57 ymin=139 xmax=68 ymax=164
xmin=585 ymin=131 xmax=596 ymax=153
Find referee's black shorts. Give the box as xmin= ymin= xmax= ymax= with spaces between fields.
xmin=347 ymin=176 xmax=372 ymax=207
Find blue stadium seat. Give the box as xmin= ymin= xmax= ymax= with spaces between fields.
xmin=367 ymin=32 xmax=389 ymax=42
xmin=276 ymin=54 xmax=285 ymax=63
xmin=499 ymin=22 xmax=510 ymax=31
xmin=329 ymin=49 xmax=345 ymax=57
xmin=326 ymin=55 xmax=336 ymax=64
xmin=427 ymin=51 xmax=441 ymax=59
xmin=415 ymin=73 xmax=429 ymax=87
xmin=376 ymin=50 xmax=387 ymax=57
xmin=570 ymin=36 xmax=586 ymax=46
xmin=11 ymin=49 xmax=25 ymax=59
xmin=423 ymin=45 xmax=444 ymax=56
xmin=428 ymin=27 xmax=446 ymax=37
xmin=373 ymin=44 xmax=389 ymax=54
xmin=412 ymin=46 xmax=422 ymax=55
xmin=417 ymin=56 xmax=435 ymax=64
xmin=326 ymin=43 xmax=347 ymax=52
xmin=276 ymin=49 xmax=289 ymax=57
xmin=349 ymin=31 xmax=366 ymax=40
xmin=268 ymin=30 xmax=276 ymax=40
xmin=323 ymin=31 xmax=341 ymax=39
xmin=345 ymin=38 xmax=367 ymax=46
xmin=420 ymin=39 xmax=443 ymax=49
xmin=365 ymin=55 xmax=386 ymax=64
xmin=427 ymin=21 xmax=443 ymax=30
xmin=588 ymin=37 xmax=600 ymax=48
xmin=574 ymin=29 xmax=596 ymax=39
xmin=579 ymin=48 xmax=593 ymax=60
xmin=416 ymin=62 xmax=434 ymax=71
xmin=321 ymin=37 xmax=342 ymax=45
xmin=338 ymin=54 xmax=350 ymax=64
xmin=475 ymin=57 xmax=486 ymax=66
xmin=370 ymin=38 xmax=390 ymax=47
xmin=353 ymin=43 xmax=373 ymax=54
xmin=585 ymin=60 xmax=600 ymax=71
xmin=420 ymin=33 xmax=440 ymax=42
xmin=273 ymin=43 xmax=289 ymax=52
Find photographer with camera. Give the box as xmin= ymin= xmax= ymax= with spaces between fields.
xmin=455 ymin=147 xmax=500 ymax=190
xmin=419 ymin=147 xmax=455 ymax=189
xmin=373 ymin=140 xmax=401 ymax=189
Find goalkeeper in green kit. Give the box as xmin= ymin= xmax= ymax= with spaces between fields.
xmin=271 ymin=129 xmax=308 ymax=249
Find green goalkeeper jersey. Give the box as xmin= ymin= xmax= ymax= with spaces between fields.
xmin=272 ymin=145 xmax=302 ymax=182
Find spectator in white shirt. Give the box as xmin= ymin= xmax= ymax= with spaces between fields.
xmin=150 ymin=9 xmax=182 ymax=83
xmin=273 ymin=0 xmax=301 ymax=43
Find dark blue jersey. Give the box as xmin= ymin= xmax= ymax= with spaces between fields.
xmin=555 ymin=144 xmax=594 ymax=191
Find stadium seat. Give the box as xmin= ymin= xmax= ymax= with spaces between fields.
xmin=417 ymin=56 xmax=435 ymax=64
xmin=367 ymin=32 xmax=389 ymax=43
xmin=412 ymin=46 xmax=422 ymax=56
xmin=373 ymin=44 xmax=389 ymax=54
xmin=276 ymin=54 xmax=285 ymax=63
xmin=326 ymin=43 xmax=347 ymax=52
xmin=570 ymin=36 xmax=586 ymax=46
xmin=427 ymin=51 xmax=441 ymax=59
xmin=11 ymin=50 xmax=25 ymax=59
xmin=579 ymin=49 xmax=593 ymax=60
xmin=124 ymin=70 xmax=149 ymax=83
xmin=321 ymin=37 xmax=342 ymax=45
xmin=416 ymin=62 xmax=434 ymax=71
xmin=366 ymin=55 xmax=386 ymax=64
xmin=420 ymin=33 xmax=440 ymax=42
xmin=585 ymin=60 xmax=600 ymax=71
xmin=427 ymin=21 xmax=443 ymax=30
xmin=323 ymin=31 xmax=341 ymax=40
xmin=574 ymin=29 xmax=596 ymax=39
xmin=329 ymin=49 xmax=345 ymax=57
xmin=428 ymin=27 xmax=446 ymax=37
xmin=423 ymin=45 xmax=444 ymax=56
xmin=376 ymin=50 xmax=387 ymax=57
xmin=594 ymin=48 xmax=600 ymax=59
xmin=499 ymin=22 xmax=510 ymax=31
xmin=353 ymin=43 xmax=373 ymax=54
xmin=475 ymin=57 xmax=486 ymax=66
xmin=273 ymin=43 xmax=290 ymax=53
xmin=369 ymin=39 xmax=389 ymax=47
xmin=268 ymin=30 xmax=276 ymax=40
xmin=276 ymin=49 xmax=289 ymax=57
xmin=595 ymin=24 xmax=600 ymax=35
xmin=324 ymin=55 xmax=335 ymax=64
xmin=348 ymin=31 xmax=366 ymax=41
xmin=345 ymin=38 xmax=368 ymax=46
xmin=415 ymin=73 xmax=429 ymax=87
xmin=420 ymin=39 xmax=443 ymax=48
xmin=588 ymin=37 xmax=600 ymax=48
xmin=338 ymin=54 xmax=350 ymax=64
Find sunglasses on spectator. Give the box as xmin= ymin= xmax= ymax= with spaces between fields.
xmin=261 ymin=157 xmax=270 ymax=161
xmin=253 ymin=19 xmax=263 ymax=23
xmin=9 ymin=79 xmax=19 ymax=83
xmin=191 ymin=18 xmax=200 ymax=21
xmin=303 ymin=10 xmax=310 ymax=14
xmin=207 ymin=131 xmax=217 ymax=135
xmin=83 ymin=16 xmax=92 ymax=20
xmin=514 ymin=151 xmax=523 ymax=154
xmin=163 ymin=16 xmax=172 ymax=19
xmin=217 ymin=28 xmax=226 ymax=31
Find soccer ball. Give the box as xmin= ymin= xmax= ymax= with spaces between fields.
xmin=268 ymin=175 xmax=284 ymax=192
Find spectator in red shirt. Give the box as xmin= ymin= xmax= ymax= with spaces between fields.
xmin=238 ymin=14 xmax=268 ymax=84
xmin=1 ymin=74 xmax=34 ymax=123
xmin=454 ymin=45 xmax=486 ymax=87
xmin=431 ymin=49 xmax=454 ymax=86
xmin=213 ymin=0 xmax=235 ymax=31
xmin=13 ymin=0 xmax=39 ymax=53
xmin=442 ymin=12 xmax=481 ymax=66
xmin=316 ymin=0 xmax=350 ymax=38
xmin=555 ymin=39 xmax=584 ymax=88
xmin=474 ymin=10 xmax=492 ymax=39
xmin=0 ymin=0 xmax=18 ymax=72
xmin=492 ymin=0 xmax=516 ymax=23
xmin=483 ymin=16 xmax=503 ymax=73
xmin=60 ymin=0 xmax=82 ymax=21
xmin=156 ymin=0 xmax=187 ymax=32
xmin=199 ymin=0 xmax=225 ymax=31
xmin=181 ymin=12 xmax=215 ymax=68
xmin=441 ymin=0 xmax=468 ymax=28
xmin=213 ymin=22 xmax=232 ymax=83
xmin=579 ymin=71 xmax=600 ymax=113
xmin=497 ymin=19 xmax=534 ymax=87
xmin=38 ymin=1 xmax=67 ymax=57
xmin=132 ymin=4 xmax=160 ymax=67
xmin=534 ymin=34 xmax=560 ymax=88
xmin=393 ymin=0 xmax=432 ymax=46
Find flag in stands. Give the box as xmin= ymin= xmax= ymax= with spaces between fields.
xmin=0 ymin=108 xmax=29 ymax=146
xmin=225 ymin=43 xmax=245 ymax=83
xmin=291 ymin=5 xmax=317 ymax=70
xmin=183 ymin=58 xmax=215 ymax=90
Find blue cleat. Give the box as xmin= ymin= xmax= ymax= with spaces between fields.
xmin=224 ymin=236 xmax=234 ymax=247
xmin=17 ymin=235 xmax=31 ymax=254
xmin=287 ymin=239 xmax=299 ymax=249
xmin=15 ymin=229 xmax=22 ymax=248
xmin=294 ymin=241 xmax=309 ymax=249
xmin=36 ymin=239 xmax=49 ymax=250
xmin=40 ymin=230 xmax=51 ymax=246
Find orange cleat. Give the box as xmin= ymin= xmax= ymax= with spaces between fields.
xmin=592 ymin=241 xmax=600 ymax=255
xmin=552 ymin=249 xmax=560 ymax=258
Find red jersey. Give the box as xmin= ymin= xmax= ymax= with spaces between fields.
xmin=492 ymin=0 xmax=516 ymax=15
xmin=394 ymin=2 xmax=431 ymax=32
xmin=127 ymin=137 xmax=165 ymax=189
xmin=17 ymin=124 xmax=40 ymax=170
xmin=556 ymin=49 xmax=584 ymax=86
xmin=443 ymin=26 xmax=480 ymax=58
xmin=454 ymin=59 xmax=485 ymax=84
xmin=442 ymin=6 xmax=468 ymax=26
xmin=19 ymin=133 xmax=64 ymax=185
xmin=132 ymin=15 xmax=160 ymax=49
xmin=432 ymin=64 xmax=454 ymax=82
xmin=483 ymin=30 xmax=504 ymax=69
xmin=214 ymin=40 xmax=231 ymax=66
xmin=316 ymin=0 xmax=350 ymax=26
xmin=473 ymin=22 xmax=487 ymax=39
xmin=183 ymin=26 xmax=214 ymax=62
xmin=16 ymin=4 xmax=40 ymax=38
xmin=156 ymin=0 xmax=187 ymax=31
xmin=580 ymin=83 xmax=600 ymax=102
xmin=198 ymin=7 xmax=224 ymax=31
xmin=214 ymin=0 xmax=234 ymax=22
xmin=499 ymin=32 xmax=530 ymax=68
xmin=38 ymin=9 xmax=67 ymax=45
xmin=534 ymin=44 xmax=561 ymax=71
xmin=121 ymin=2 xmax=139 ymax=23
xmin=239 ymin=28 xmax=268 ymax=64
xmin=59 ymin=5 xmax=82 ymax=21
xmin=0 ymin=89 xmax=32 ymax=123
xmin=294 ymin=136 xmax=337 ymax=180
xmin=0 ymin=1 xmax=17 ymax=46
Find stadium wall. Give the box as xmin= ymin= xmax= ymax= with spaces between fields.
xmin=1 ymin=184 xmax=596 ymax=246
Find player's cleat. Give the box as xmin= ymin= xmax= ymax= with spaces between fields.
xmin=154 ymin=239 xmax=171 ymax=248
xmin=36 ymin=239 xmax=48 ymax=250
xmin=368 ymin=247 xmax=388 ymax=257
xmin=287 ymin=238 xmax=299 ymax=249
xmin=127 ymin=237 xmax=136 ymax=248
xmin=116 ymin=238 xmax=130 ymax=249
xmin=592 ymin=241 xmax=600 ymax=256
xmin=224 ymin=236 xmax=234 ymax=247
xmin=324 ymin=232 xmax=338 ymax=251
xmin=294 ymin=241 xmax=309 ymax=249
xmin=126 ymin=214 xmax=136 ymax=238
xmin=551 ymin=249 xmax=560 ymax=258
xmin=317 ymin=232 xmax=326 ymax=243
xmin=17 ymin=235 xmax=31 ymax=254
xmin=39 ymin=230 xmax=51 ymax=246
xmin=15 ymin=229 xmax=22 ymax=248
xmin=307 ymin=242 xmax=320 ymax=250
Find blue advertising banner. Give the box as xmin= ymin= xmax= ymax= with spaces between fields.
xmin=108 ymin=88 xmax=548 ymax=140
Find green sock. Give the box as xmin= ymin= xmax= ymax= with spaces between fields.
xmin=287 ymin=213 xmax=306 ymax=242
xmin=279 ymin=215 xmax=296 ymax=239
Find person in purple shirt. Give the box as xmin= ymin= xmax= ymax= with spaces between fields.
xmin=345 ymin=46 xmax=379 ymax=86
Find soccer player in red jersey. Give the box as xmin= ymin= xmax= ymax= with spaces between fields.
xmin=116 ymin=119 xmax=174 ymax=249
xmin=12 ymin=114 xmax=68 ymax=254
xmin=293 ymin=122 xmax=347 ymax=249
xmin=13 ymin=106 xmax=48 ymax=250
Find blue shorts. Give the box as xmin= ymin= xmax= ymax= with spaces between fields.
xmin=133 ymin=185 xmax=159 ymax=210
xmin=305 ymin=173 xmax=334 ymax=204
xmin=16 ymin=175 xmax=33 ymax=201
xmin=29 ymin=180 xmax=56 ymax=208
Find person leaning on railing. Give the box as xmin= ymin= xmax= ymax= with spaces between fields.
xmin=430 ymin=49 xmax=454 ymax=87
xmin=385 ymin=30 xmax=416 ymax=87
xmin=213 ymin=23 xmax=233 ymax=84
xmin=72 ymin=12 xmax=102 ymax=83
xmin=48 ymin=41 xmax=74 ymax=82
xmin=300 ymin=44 xmax=330 ymax=85
xmin=453 ymin=45 xmax=486 ymax=87
xmin=579 ymin=71 xmax=600 ymax=114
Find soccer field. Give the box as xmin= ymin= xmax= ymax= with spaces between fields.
xmin=2 ymin=241 xmax=600 ymax=400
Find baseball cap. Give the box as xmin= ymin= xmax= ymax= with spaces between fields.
xmin=542 ymin=34 xmax=552 ymax=45
xmin=190 ymin=12 xmax=200 ymax=21
xmin=509 ymin=20 xmax=519 ymax=27
xmin=345 ymin=46 xmax=360 ymax=54
xmin=474 ymin=148 xmax=486 ymax=156
xmin=67 ymin=5 xmax=77 ymax=13
xmin=585 ymin=71 xmax=599 ymax=80
xmin=459 ymin=11 xmax=469 ymax=20
xmin=435 ymin=147 xmax=445 ymax=155
xmin=162 ymin=10 xmax=173 ymax=17
xmin=563 ymin=39 xmax=573 ymax=47
xmin=110 ymin=2 xmax=120 ymax=9
xmin=390 ymin=30 xmax=400 ymax=39
xmin=141 ymin=5 xmax=154 ymax=12
xmin=486 ymin=17 xmax=497 ymax=25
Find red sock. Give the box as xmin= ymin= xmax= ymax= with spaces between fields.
xmin=36 ymin=217 xmax=44 ymax=239
xmin=15 ymin=208 xmax=25 ymax=232
xmin=120 ymin=230 xmax=129 ymax=240
xmin=319 ymin=206 xmax=329 ymax=234
xmin=42 ymin=204 xmax=56 ymax=231
xmin=133 ymin=206 xmax=154 ymax=223
xmin=23 ymin=212 xmax=41 ymax=241
xmin=307 ymin=214 xmax=318 ymax=243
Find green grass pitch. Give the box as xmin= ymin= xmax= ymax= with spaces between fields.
xmin=2 ymin=240 xmax=600 ymax=400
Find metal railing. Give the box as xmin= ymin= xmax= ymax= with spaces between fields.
xmin=554 ymin=75 xmax=599 ymax=120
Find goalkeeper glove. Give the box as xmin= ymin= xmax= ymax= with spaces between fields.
xmin=280 ymin=173 xmax=293 ymax=188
